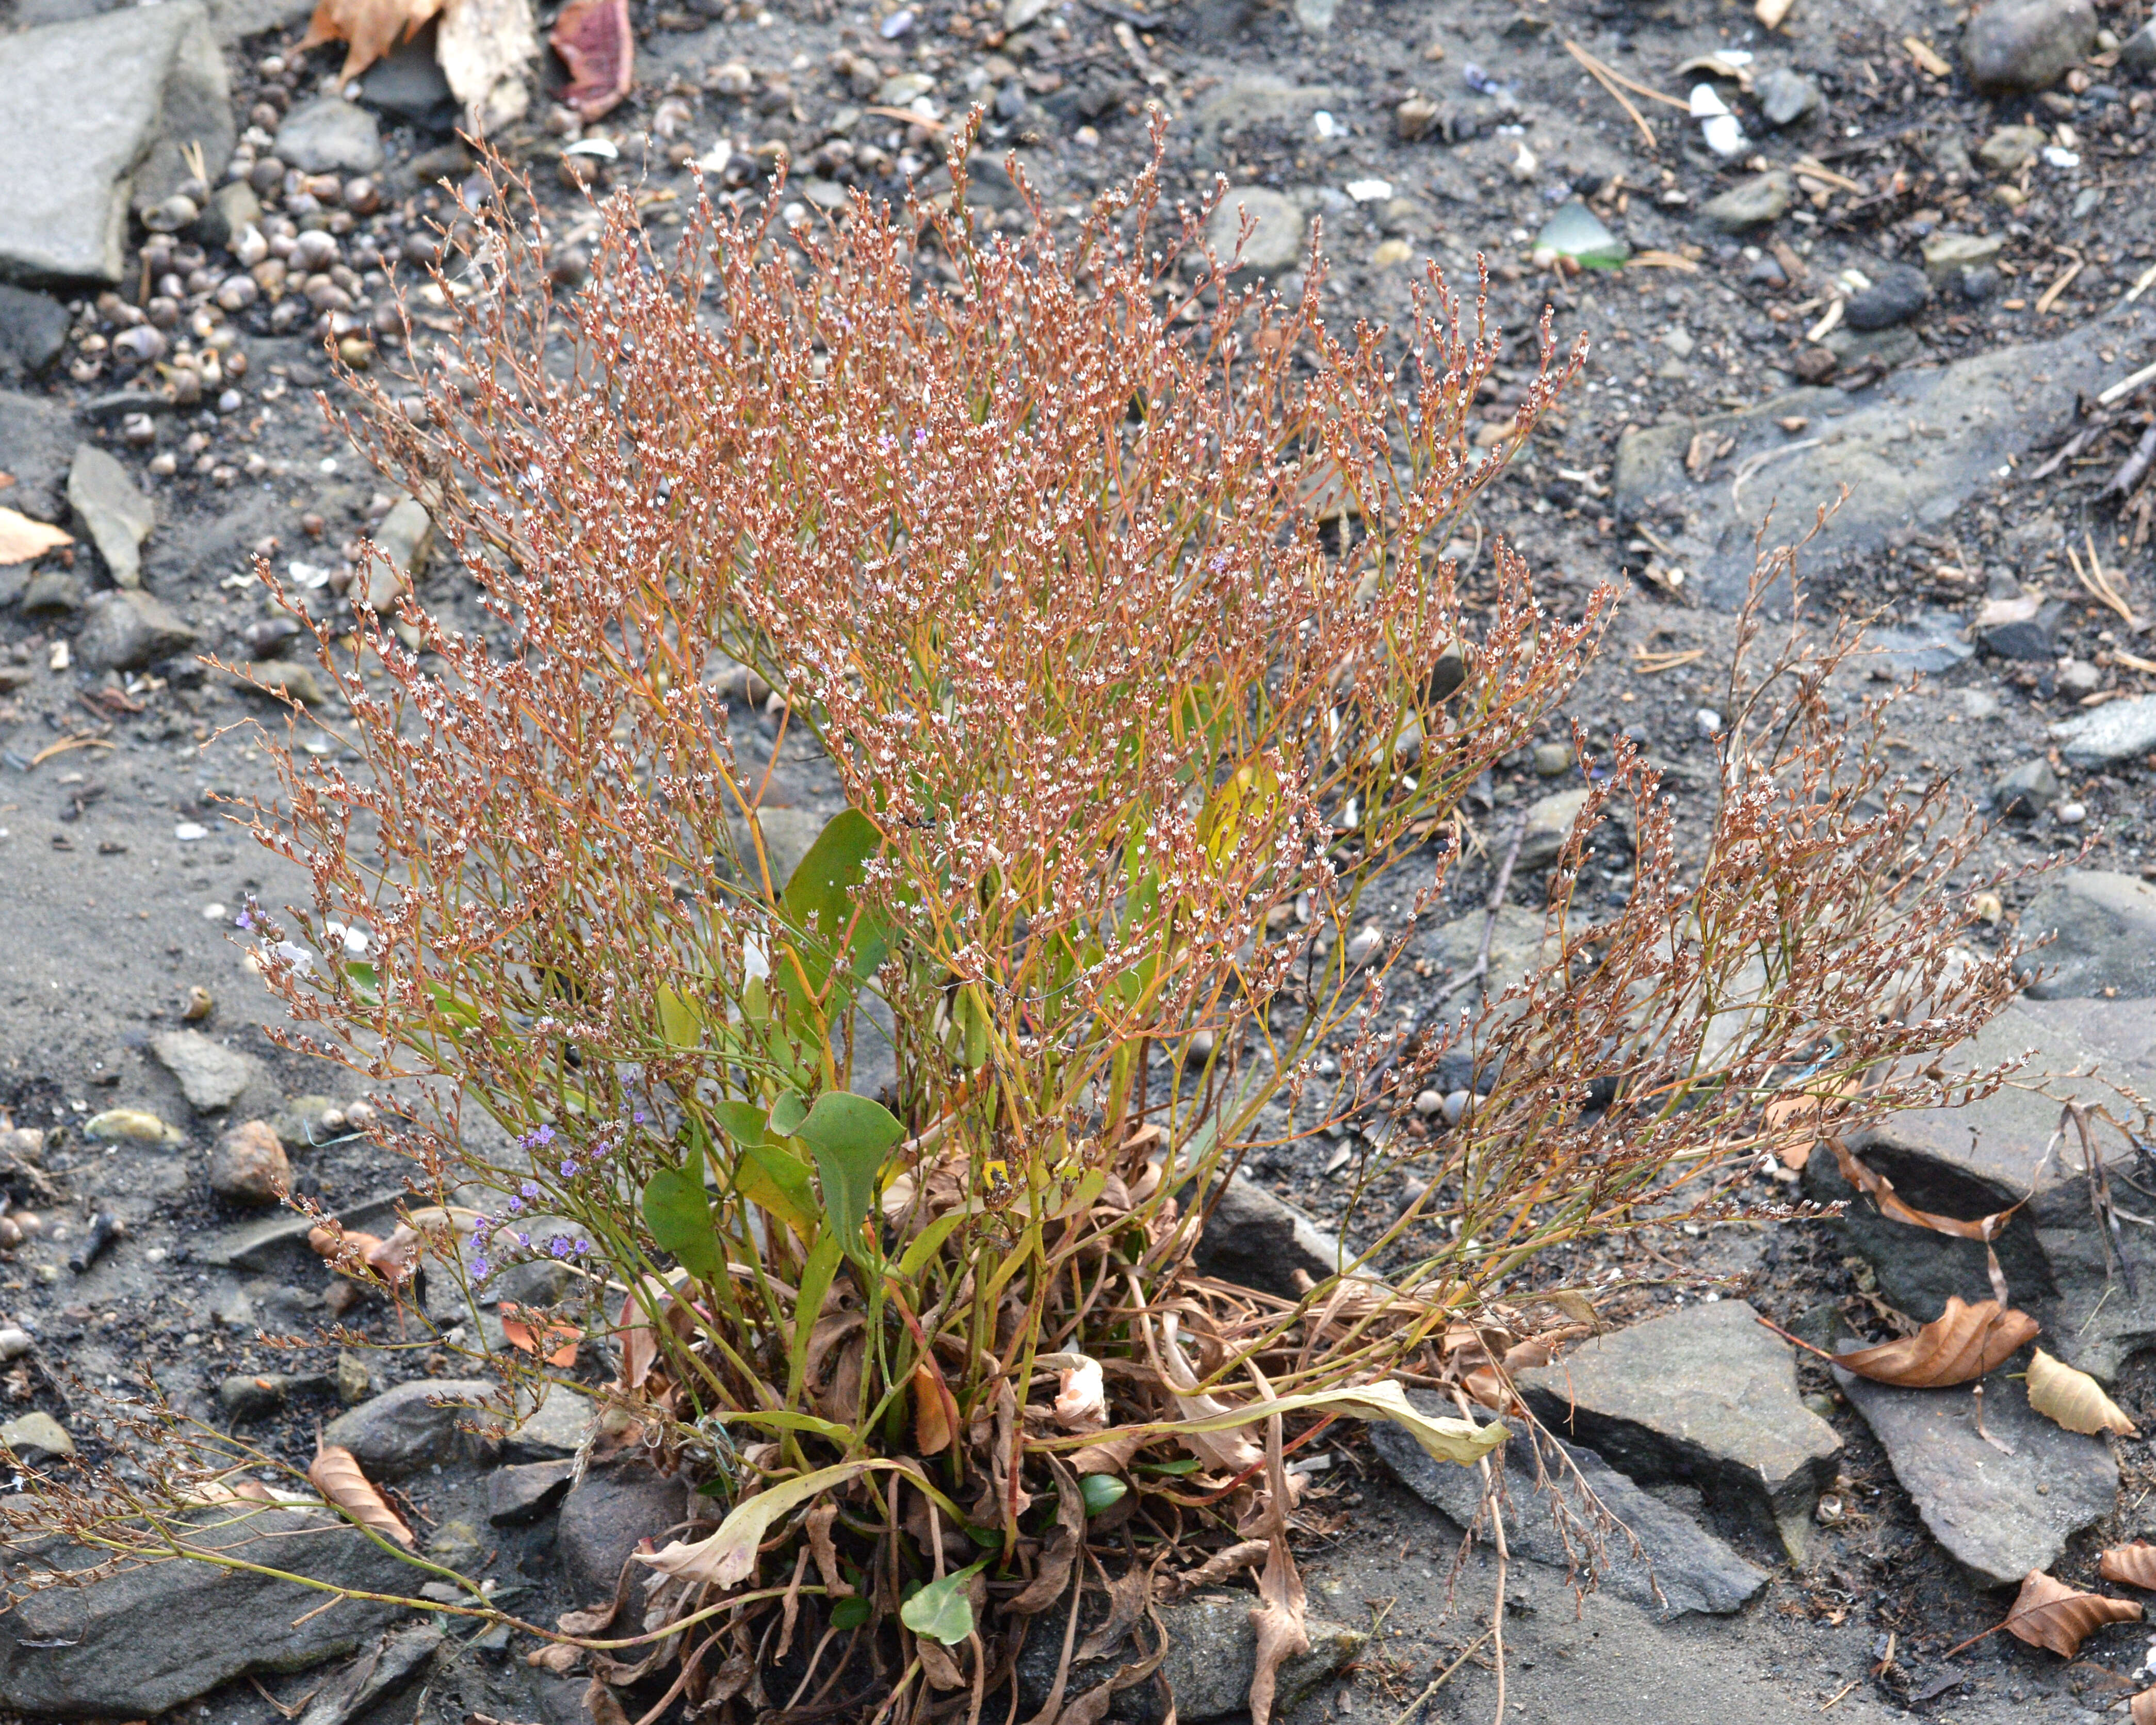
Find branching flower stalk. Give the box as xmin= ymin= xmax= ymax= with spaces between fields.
xmin=0 ymin=118 xmax=2049 ymax=1724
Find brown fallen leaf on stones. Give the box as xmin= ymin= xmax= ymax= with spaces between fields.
xmin=2002 ymin=1571 xmax=2140 ymax=1658
xmin=2028 ymin=1348 xmax=2138 ymax=1437
xmin=548 ymin=0 xmax=633 ymax=120
xmin=309 ymin=1222 xmax=389 ymax=1280
xmin=2100 ymin=1544 xmax=2156 ymax=1590
xmin=2135 ymin=1687 xmax=2156 ymax=1725
xmin=297 ymin=0 xmax=448 ymax=85
xmin=307 ymin=1442 xmax=414 ymax=1547
xmin=1833 ymin=1296 xmax=2038 ymax=1388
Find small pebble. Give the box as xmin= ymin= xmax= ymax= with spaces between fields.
xmin=1413 ymin=1089 xmax=1445 ymax=1117
xmin=2056 ymin=801 xmax=2088 ymax=826
xmin=1441 ymin=1090 xmax=1470 ymax=1125
xmin=1694 ymin=707 xmax=1724 ymax=738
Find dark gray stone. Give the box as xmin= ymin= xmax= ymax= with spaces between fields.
xmin=1845 ymin=266 xmax=1931 ymax=331
xmin=2019 ymin=872 xmax=2156 ymax=1000
xmin=0 ymin=389 xmax=76 ymax=519
xmin=488 ymin=1459 xmax=575 ymax=1525
xmin=151 ymin=1027 xmax=261 ymax=1111
xmin=196 ymin=181 xmax=262 ymax=250
xmin=1964 ymin=0 xmax=2098 ymax=92
xmin=1803 ymin=996 xmax=2156 ymax=1382
xmin=2052 ymin=694 xmax=2156 ymax=769
xmin=1859 ymin=611 xmax=1973 ymax=677
xmin=0 ymin=1510 xmax=409 ymax=1717
xmin=2123 ymin=20 xmax=2156 ymax=74
xmin=1976 ymin=594 xmax=2067 ymax=660
xmin=0 ymin=4 xmax=232 ymax=284
xmin=1192 ymin=1173 xmax=1346 ymax=1296
xmin=1517 ymin=1300 xmax=1840 ymax=1558
xmin=294 ymin=1623 xmax=443 ymax=1725
xmin=276 ymin=99 xmax=386 ymax=176
xmin=20 ymin=568 xmax=83 ymax=616
xmin=76 ymin=588 xmax=198 ymax=671
xmin=1992 ymin=756 xmax=2060 ymax=818
xmin=1518 ymin=785 xmax=1631 ymax=873
xmin=67 ymin=443 xmax=153 ymax=589
xmin=0 ymin=285 xmax=69 ymax=379
xmin=1699 ymin=171 xmax=1791 ymax=232
xmin=1014 ymin=1590 xmax=1364 ymax=1723
xmin=1373 ymin=1408 xmax=1768 ymax=1618
xmin=503 ymin=1387 xmax=592 ymax=1462
xmin=1835 ymin=1360 xmax=2116 ymax=1586
xmin=1612 ymin=302 xmax=2156 ymax=608
xmin=358 ymin=27 xmax=458 ymax=127
xmin=321 ymin=1379 xmax=499 ymax=1479
xmin=557 ymin=1463 xmax=689 ymax=1602
xmin=1755 ymin=67 xmax=1821 ymax=127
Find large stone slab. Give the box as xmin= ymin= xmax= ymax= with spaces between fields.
xmin=1804 ymin=995 xmax=2156 ymax=1382
xmin=2018 ymin=871 xmax=2156 ymax=1001
xmin=1834 ymin=1360 xmax=2116 ymax=1587
xmin=1192 ymin=1172 xmax=1346 ymax=1296
xmin=1372 ymin=1405 xmax=1768 ymax=1619
xmin=322 ymin=1379 xmax=499 ymax=1479
xmin=1517 ymin=1300 xmax=1840 ymax=1557
xmin=0 ymin=4 xmax=233 ymax=284
xmin=1612 ymin=301 xmax=2156 ymax=607
xmin=0 ymin=1510 xmax=408 ymax=1717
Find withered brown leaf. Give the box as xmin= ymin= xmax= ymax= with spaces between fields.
xmin=2134 ymin=1686 xmax=2156 ymax=1725
xmin=2003 ymin=1570 xmax=2141 ymax=1659
xmin=1833 ymin=1296 xmax=2038 ymax=1388
xmin=297 ymin=0 xmax=447 ymax=85
xmin=2101 ymin=1543 xmax=2156 ymax=1590
xmin=307 ymin=1443 xmax=414 ymax=1547
xmin=2028 ymin=1348 xmax=2138 ymax=1438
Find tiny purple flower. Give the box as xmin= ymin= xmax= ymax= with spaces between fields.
xmin=520 ymin=1180 xmax=541 ymax=1199
xmin=548 ymin=1236 xmax=572 ymax=1258
xmin=560 ymin=1158 xmax=579 ymax=1177
xmin=507 ymin=1196 xmax=524 ymax=1214
xmin=471 ymin=1258 xmax=490 ymax=1279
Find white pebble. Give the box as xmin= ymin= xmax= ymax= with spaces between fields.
xmin=2056 ymin=801 xmax=2087 ymax=826
xmin=1345 ymin=927 xmax=1384 ymax=966
xmin=1694 ymin=707 xmax=1724 ymax=739
xmin=1413 ymin=1089 xmax=1445 ymax=1117
xmin=174 ymin=821 xmax=207 ymax=841
xmin=202 ymin=901 xmax=228 ymax=920
xmin=1442 ymin=1089 xmax=1470 ymax=1126
xmin=0 ymin=1329 xmax=30 ymax=1360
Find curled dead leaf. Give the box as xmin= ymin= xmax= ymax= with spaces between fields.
xmin=298 ymin=0 xmax=447 ymax=85
xmin=548 ymin=0 xmax=633 ymax=120
xmin=500 ymin=1303 xmax=579 ymax=1367
xmin=2101 ymin=1543 xmax=2156 ymax=1590
xmin=307 ymin=1443 xmax=414 ymax=1547
xmin=2135 ymin=1687 xmax=2156 ymax=1725
xmin=913 ymin=1358 xmax=958 ymax=1455
xmin=2028 ymin=1348 xmax=2138 ymax=1437
xmin=1833 ymin=1297 xmax=2038 ymax=1388
xmin=2003 ymin=1570 xmax=2141 ymax=1658
xmin=1051 ymin=1355 xmax=1108 ymax=1432
xmin=309 ymin=1223 xmax=387 ymax=1280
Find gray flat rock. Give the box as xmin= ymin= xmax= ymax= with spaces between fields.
xmin=1613 ymin=301 xmax=2156 ymax=607
xmin=488 ymin=1459 xmax=575 ymax=1524
xmin=75 ymin=588 xmax=197 ymax=671
xmin=322 ymin=1378 xmax=498 ymax=1479
xmin=1804 ymin=995 xmax=2156 ymax=1382
xmin=2052 ymin=695 xmax=2156 ymax=769
xmin=150 ymin=1027 xmax=263 ymax=1111
xmin=1372 ymin=1406 xmax=1768 ymax=1618
xmin=0 ymin=4 xmax=231 ymax=284
xmin=1835 ymin=1361 xmax=2116 ymax=1587
xmin=0 ymin=389 xmax=76 ymax=521
xmin=276 ymin=98 xmax=385 ymax=176
xmin=1518 ymin=1300 xmax=1840 ymax=1556
xmin=67 ymin=443 xmax=153 ymax=589
xmin=2019 ymin=870 xmax=2156 ymax=1000
xmin=503 ymin=1385 xmax=593 ymax=1462
xmin=0 ymin=284 xmax=69 ymax=381
xmin=0 ymin=1509 xmax=408 ymax=1717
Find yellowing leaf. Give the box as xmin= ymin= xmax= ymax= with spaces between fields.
xmin=297 ymin=0 xmax=448 ymax=84
xmin=1053 ymin=1378 xmax=1506 ymax=1469
xmin=2028 ymin=1348 xmax=2138 ymax=1437
xmin=0 ymin=508 xmax=72 ymax=566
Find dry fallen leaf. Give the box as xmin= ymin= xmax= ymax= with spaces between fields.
xmin=0 ymin=507 xmax=73 ymax=566
xmin=2028 ymin=1348 xmax=2138 ymax=1437
xmin=309 ymin=1222 xmax=387 ymax=1279
xmin=1833 ymin=1296 xmax=2039 ymax=1389
xmin=500 ymin=1303 xmax=579 ymax=1367
xmin=2101 ymin=1543 xmax=2156 ymax=1590
xmin=2135 ymin=1687 xmax=2156 ymax=1725
xmin=548 ymin=0 xmax=634 ymax=120
xmin=297 ymin=0 xmax=448 ymax=85
xmin=307 ymin=1442 xmax=415 ymax=1547
xmin=912 ymin=1358 xmax=957 ymax=1455
xmin=2003 ymin=1570 xmax=2140 ymax=1658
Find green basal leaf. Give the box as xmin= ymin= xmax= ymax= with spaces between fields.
xmin=830 ymin=1595 xmax=871 ymax=1630
xmin=899 ymin=1557 xmax=989 ymax=1646
xmin=770 ymin=1090 xmax=809 ymax=1137
xmin=1078 ymin=1474 xmax=1127 ymax=1514
xmin=643 ymin=1165 xmax=722 ymax=1283
xmin=780 ymin=808 xmax=890 ymax=988
xmin=1136 ymin=1458 xmax=1203 ymax=1476
xmin=795 ymin=1090 xmax=905 ymax=1257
